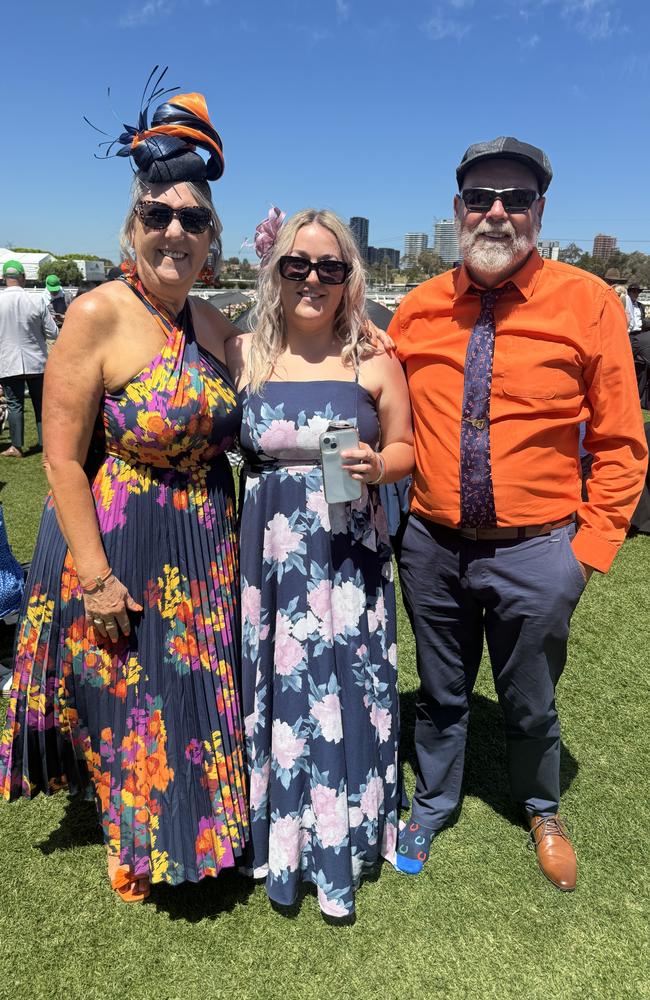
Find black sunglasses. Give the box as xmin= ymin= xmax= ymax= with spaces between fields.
xmin=460 ymin=188 xmax=539 ymax=214
xmin=278 ymin=255 xmax=351 ymax=285
xmin=136 ymin=200 xmax=212 ymax=234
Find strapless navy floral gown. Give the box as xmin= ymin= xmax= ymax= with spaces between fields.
xmin=240 ymin=379 xmax=399 ymax=918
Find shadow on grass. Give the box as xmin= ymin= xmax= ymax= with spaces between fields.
xmin=148 ymin=867 xmax=257 ymax=922
xmin=36 ymin=795 xmax=103 ymax=854
xmin=399 ymin=689 xmax=579 ymax=829
xmin=0 ymin=621 xmax=17 ymax=662
xmin=152 ymin=852 xmax=387 ymax=924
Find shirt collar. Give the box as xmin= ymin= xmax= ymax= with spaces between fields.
xmin=454 ymin=248 xmax=544 ymax=301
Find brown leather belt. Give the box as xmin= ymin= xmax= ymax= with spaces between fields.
xmin=457 ymin=514 xmax=576 ymax=542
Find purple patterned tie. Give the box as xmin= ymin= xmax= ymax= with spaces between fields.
xmin=460 ymin=286 xmax=508 ymax=527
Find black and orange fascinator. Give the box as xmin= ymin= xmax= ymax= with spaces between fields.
xmin=86 ymin=66 xmax=224 ymax=183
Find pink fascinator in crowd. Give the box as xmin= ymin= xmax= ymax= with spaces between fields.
xmin=244 ymin=206 xmax=285 ymax=265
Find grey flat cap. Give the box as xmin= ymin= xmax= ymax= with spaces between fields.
xmin=456 ymin=136 xmax=553 ymax=193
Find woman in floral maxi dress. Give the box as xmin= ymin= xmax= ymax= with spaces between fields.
xmin=0 ymin=88 xmax=249 ymax=900
xmin=229 ymin=209 xmax=414 ymax=918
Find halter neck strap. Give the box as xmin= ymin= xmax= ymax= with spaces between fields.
xmin=119 ymin=274 xmax=188 ymax=335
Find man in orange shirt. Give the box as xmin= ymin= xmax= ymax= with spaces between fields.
xmin=389 ymin=137 xmax=647 ymax=891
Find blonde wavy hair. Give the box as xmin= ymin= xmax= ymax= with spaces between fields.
xmin=246 ymin=208 xmax=369 ymax=392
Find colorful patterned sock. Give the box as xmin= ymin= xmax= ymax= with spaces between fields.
xmin=395 ymin=818 xmax=435 ymax=875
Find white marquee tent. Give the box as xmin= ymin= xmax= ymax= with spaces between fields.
xmin=0 ymin=248 xmax=55 ymax=281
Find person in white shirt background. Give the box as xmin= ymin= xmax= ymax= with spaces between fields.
xmin=626 ymin=280 xmax=650 ymax=367
xmin=0 ymin=259 xmax=58 ymax=458
xmin=626 ymin=280 xmax=644 ymax=333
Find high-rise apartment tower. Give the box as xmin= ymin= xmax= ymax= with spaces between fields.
xmin=434 ymin=219 xmax=461 ymax=265
xmin=349 ymin=217 xmax=369 ymax=262
xmin=403 ymin=232 xmax=428 ymax=266
xmin=592 ymin=234 xmax=617 ymax=261
xmin=368 ymin=247 xmax=400 ymax=269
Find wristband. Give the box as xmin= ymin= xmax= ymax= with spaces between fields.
xmin=367 ymin=454 xmax=385 ymax=486
xmin=80 ymin=567 xmax=113 ymax=594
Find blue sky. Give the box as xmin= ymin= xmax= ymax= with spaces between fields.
xmin=2 ymin=0 xmax=649 ymax=262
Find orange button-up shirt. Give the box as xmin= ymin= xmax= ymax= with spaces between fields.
xmin=388 ymin=251 xmax=648 ymax=572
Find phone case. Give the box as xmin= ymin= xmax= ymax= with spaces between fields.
xmin=319 ymin=427 xmax=362 ymax=504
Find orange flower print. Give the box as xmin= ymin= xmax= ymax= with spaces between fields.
xmin=139 ymin=412 xmax=167 ymax=437
xmin=0 ymin=282 xmax=248 ymax=887
xmin=173 ymin=491 xmax=189 ymax=511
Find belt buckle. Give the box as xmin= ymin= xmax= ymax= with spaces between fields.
xmin=460 ymin=526 xmax=478 ymax=541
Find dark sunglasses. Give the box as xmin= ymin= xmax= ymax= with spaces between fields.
xmin=278 ymin=255 xmax=351 ymax=285
xmin=460 ymin=188 xmax=539 ymax=214
xmin=136 ymin=200 xmax=212 ymax=234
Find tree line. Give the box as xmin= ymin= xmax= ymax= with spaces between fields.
xmin=367 ymin=245 xmax=650 ymax=287
xmin=557 ymin=244 xmax=650 ymax=285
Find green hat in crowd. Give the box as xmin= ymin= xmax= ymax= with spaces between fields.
xmin=45 ymin=274 xmax=62 ymax=294
xmin=2 ymin=259 xmax=25 ymax=278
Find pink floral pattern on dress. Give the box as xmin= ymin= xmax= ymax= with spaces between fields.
xmin=240 ymin=381 xmax=399 ymax=918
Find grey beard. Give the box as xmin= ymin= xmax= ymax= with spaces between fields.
xmin=458 ymin=221 xmax=539 ymax=276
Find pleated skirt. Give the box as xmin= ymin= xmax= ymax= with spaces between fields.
xmin=0 ymin=452 xmax=248 ymax=884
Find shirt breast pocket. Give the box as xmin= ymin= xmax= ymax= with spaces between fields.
xmin=501 ymin=343 xmax=584 ymax=401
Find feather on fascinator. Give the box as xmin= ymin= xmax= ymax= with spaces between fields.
xmin=242 ymin=206 xmax=286 ymax=265
xmin=86 ymin=66 xmax=224 ymax=184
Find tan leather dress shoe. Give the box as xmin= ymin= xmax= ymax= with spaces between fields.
xmin=529 ymin=814 xmax=577 ymax=891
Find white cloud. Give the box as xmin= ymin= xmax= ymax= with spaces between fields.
xmin=562 ymin=1 xmax=615 ymax=40
xmin=336 ymin=0 xmax=351 ymax=19
xmin=424 ymin=7 xmax=471 ymax=40
xmin=298 ymin=25 xmax=332 ymax=45
xmin=119 ymin=0 xmax=173 ymax=28
xmin=622 ymin=52 xmax=650 ymax=78
xmin=516 ymin=0 xmax=625 ymax=41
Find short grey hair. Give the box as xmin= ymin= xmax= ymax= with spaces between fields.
xmin=120 ymin=175 xmax=223 ymax=270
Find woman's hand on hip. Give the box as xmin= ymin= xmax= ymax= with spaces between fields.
xmin=83 ymin=575 xmax=143 ymax=642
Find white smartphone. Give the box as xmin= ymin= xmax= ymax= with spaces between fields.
xmin=319 ymin=423 xmax=363 ymax=504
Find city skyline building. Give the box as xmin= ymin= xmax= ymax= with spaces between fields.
xmin=403 ymin=232 xmax=428 ymax=267
xmin=349 ymin=216 xmax=369 ymax=262
xmin=537 ymin=239 xmax=560 ymax=261
xmin=368 ymin=246 xmax=400 ymax=269
xmin=434 ymin=219 xmax=461 ymax=265
xmin=592 ymin=233 xmax=617 ymax=261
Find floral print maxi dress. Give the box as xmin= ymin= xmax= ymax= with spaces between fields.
xmin=0 ymin=279 xmax=248 ymax=885
xmin=240 ymin=380 xmax=399 ymax=918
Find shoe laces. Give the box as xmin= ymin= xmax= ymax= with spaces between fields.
xmin=528 ymin=814 xmax=571 ymax=850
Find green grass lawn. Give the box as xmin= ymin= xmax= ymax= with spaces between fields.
xmin=0 ymin=411 xmax=648 ymax=1000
